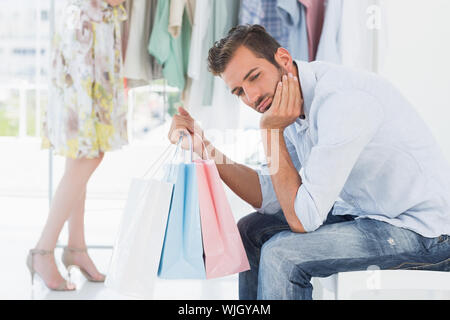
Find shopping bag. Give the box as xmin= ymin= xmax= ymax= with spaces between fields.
xmin=195 ymin=159 xmax=250 ymax=279
xmin=105 ymin=147 xmax=175 ymax=298
xmin=158 ymin=133 xmax=206 ymax=279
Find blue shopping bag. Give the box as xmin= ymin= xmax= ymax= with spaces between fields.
xmin=158 ymin=134 xmax=206 ymax=279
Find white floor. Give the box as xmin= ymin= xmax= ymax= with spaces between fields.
xmin=0 ymin=136 xmax=254 ymax=300
xmin=0 ymin=194 xmax=241 ymax=300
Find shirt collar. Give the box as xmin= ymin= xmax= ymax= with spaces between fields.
xmin=293 ymin=60 xmax=316 ymax=132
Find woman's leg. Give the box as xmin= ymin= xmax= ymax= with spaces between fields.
xmin=67 ymin=188 xmax=88 ymax=249
xmin=32 ymin=153 xmax=104 ymax=288
xmin=67 ymin=174 xmax=105 ymax=281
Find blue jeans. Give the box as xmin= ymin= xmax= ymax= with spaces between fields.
xmin=237 ymin=209 xmax=450 ymax=300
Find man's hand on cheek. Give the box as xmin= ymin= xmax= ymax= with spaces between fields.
xmin=260 ymin=73 xmax=302 ymax=131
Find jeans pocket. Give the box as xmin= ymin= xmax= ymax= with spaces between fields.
xmin=420 ymin=235 xmax=447 ymax=252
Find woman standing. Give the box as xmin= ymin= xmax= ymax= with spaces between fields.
xmin=28 ymin=0 xmax=127 ymax=291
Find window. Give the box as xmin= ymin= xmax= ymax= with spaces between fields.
xmin=40 ymin=9 xmax=48 ymax=21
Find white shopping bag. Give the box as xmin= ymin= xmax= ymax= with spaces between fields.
xmin=105 ymin=151 xmax=175 ymax=298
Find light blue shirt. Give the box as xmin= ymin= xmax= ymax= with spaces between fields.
xmin=276 ymin=0 xmax=309 ymax=61
xmin=255 ymin=61 xmax=450 ymax=238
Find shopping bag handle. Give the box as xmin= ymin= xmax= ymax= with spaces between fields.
xmin=142 ymin=132 xmax=188 ymax=179
xmin=165 ymin=133 xmax=193 ymax=180
xmin=193 ymin=131 xmax=210 ymax=161
xmin=168 ymin=131 xmax=194 ymax=164
xmin=179 ymin=131 xmax=210 ymax=162
xmin=170 ymin=134 xmax=184 ymax=164
xmin=141 ymin=130 xmax=199 ymax=179
xmin=180 ymin=132 xmax=194 ymax=163
xmin=174 ymin=130 xmax=210 ymax=162
xmin=141 ymin=143 xmax=175 ymax=179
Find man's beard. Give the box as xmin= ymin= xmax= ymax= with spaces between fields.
xmin=255 ymin=65 xmax=286 ymax=113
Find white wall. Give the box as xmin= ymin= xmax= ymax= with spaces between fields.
xmin=380 ymin=0 xmax=450 ymax=160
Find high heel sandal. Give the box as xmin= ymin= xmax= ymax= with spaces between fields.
xmin=62 ymin=247 xmax=106 ymax=283
xmin=26 ymin=249 xmax=76 ymax=291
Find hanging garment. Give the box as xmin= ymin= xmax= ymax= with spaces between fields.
xmin=276 ymin=0 xmax=309 ymax=61
xmin=167 ymin=0 xmax=196 ymax=103
xmin=298 ymin=0 xmax=326 ymax=61
xmin=315 ymin=0 xmax=343 ymax=63
xmin=148 ymin=0 xmax=191 ymax=92
xmin=43 ymin=0 xmax=128 ymax=159
xmin=340 ymin=0 xmax=388 ymax=72
xmin=187 ymin=0 xmax=210 ymax=82
xmin=187 ymin=0 xmax=213 ymax=109
xmin=185 ymin=0 xmax=211 ymax=112
xmin=239 ymin=0 xmax=290 ymax=49
xmin=121 ymin=0 xmax=132 ymax=61
xmin=123 ymin=0 xmax=162 ymax=88
xmin=169 ymin=0 xmax=196 ymax=38
xmin=188 ymin=0 xmax=241 ymax=130
xmin=208 ymin=0 xmax=241 ymax=129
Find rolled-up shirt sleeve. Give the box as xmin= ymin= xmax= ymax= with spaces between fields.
xmin=294 ymin=91 xmax=384 ymax=232
xmin=253 ymin=134 xmax=302 ymax=214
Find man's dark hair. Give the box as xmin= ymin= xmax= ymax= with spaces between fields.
xmin=207 ymin=24 xmax=281 ymax=76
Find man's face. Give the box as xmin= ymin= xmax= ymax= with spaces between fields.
xmin=222 ymin=45 xmax=286 ymax=114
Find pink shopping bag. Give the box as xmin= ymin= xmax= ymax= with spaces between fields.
xmin=194 ymin=159 xmax=250 ymax=279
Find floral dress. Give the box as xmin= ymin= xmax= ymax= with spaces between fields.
xmin=42 ymin=0 xmax=128 ymax=159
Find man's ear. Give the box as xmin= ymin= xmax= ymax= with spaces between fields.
xmin=274 ymin=47 xmax=294 ymax=73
